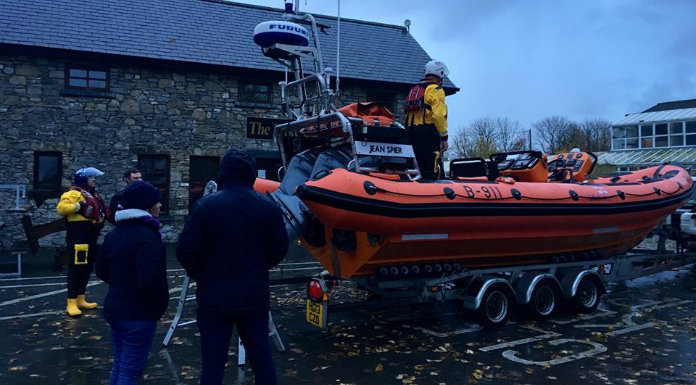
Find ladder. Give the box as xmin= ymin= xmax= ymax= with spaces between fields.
xmin=162 ymin=181 xmax=284 ymax=365
xmin=162 ymin=274 xmax=285 ymax=365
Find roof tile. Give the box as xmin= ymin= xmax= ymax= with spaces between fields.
xmin=0 ymin=0 xmax=456 ymax=89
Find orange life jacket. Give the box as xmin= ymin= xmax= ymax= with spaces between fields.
xmin=71 ymin=186 xmax=109 ymax=222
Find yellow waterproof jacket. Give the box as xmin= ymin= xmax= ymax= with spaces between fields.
xmin=405 ymin=83 xmax=448 ymax=139
xmin=56 ymin=190 xmax=92 ymax=223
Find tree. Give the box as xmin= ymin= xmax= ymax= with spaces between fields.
xmin=577 ymin=118 xmax=612 ymax=152
xmin=450 ymin=117 xmax=526 ymax=159
xmin=494 ymin=117 xmax=527 ymax=152
xmin=533 ymin=116 xmax=579 ymax=153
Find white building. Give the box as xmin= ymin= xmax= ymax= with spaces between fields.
xmin=600 ymin=98 xmax=696 ymax=173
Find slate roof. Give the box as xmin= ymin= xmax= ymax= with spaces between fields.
xmin=612 ymin=108 xmax=696 ymax=126
xmin=0 ymin=0 xmax=457 ymax=91
xmin=643 ymin=98 xmax=696 ymax=113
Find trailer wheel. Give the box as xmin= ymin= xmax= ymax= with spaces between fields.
xmin=527 ymin=282 xmax=558 ymax=320
xmin=573 ymin=276 xmax=601 ymax=313
xmin=477 ymin=284 xmax=511 ymax=327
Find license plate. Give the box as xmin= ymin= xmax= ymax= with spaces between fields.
xmin=305 ymin=299 xmax=323 ymax=328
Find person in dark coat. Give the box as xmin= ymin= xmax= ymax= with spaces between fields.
xmin=177 ymin=148 xmax=289 ymax=385
xmin=107 ymin=168 xmax=142 ymax=224
xmin=96 ymin=181 xmax=169 ymax=385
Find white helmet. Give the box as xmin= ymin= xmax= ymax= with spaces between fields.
xmin=424 ymin=60 xmax=449 ymax=78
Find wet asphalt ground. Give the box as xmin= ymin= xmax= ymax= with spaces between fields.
xmin=1 ymin=241 xmax=696 ymax=385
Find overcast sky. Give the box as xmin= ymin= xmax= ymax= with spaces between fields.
xmin=237 ymin=0 xmax=696 ymax=135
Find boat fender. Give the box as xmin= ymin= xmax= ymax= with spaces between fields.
xmin=496 ymin=176 xmax=515 ymax=184
xmin=253 ymin=21 xmax=309 ymax=48
xmin=653 ymin=187 xmax=661 ymax=196
xmin=511 ymin=188 xmax=522 ymax=200
xmin=569 ymin=190 xmax=579 ymax=201
xmin=363 ymin=180 xmax=384 ymax=195
xmin=443 ymin=187 xmax=456 ymax=200
xmin=616 ymin=190 xmax=625 ymax=200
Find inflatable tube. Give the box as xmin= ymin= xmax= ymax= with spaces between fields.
xmin=294 ymin=164 xmax=694 ymax=278
xmin=253 ymin=177 xmax=281 ymax=194
xmin=253 ymin=21 xmax=309 ymax=48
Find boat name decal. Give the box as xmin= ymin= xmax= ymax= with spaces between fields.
xmin=355 ymin=141 xmax=415 ymax=158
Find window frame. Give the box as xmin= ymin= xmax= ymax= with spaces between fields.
xmin=614 ymin=120 xmax=696 ymax=150
xmin=188 ymin=156 xmax=220 ymax=211
xmin=64 ymin=65 xmax=110 ymax=91
xmin=238 ymin=80 xmax=272 ymax=104
xmin=33 ymin=151 xmax=63 ymax=194
xmin=137 ymin=154 xmax=171 ymax=214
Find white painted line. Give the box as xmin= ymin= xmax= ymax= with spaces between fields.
xmin=573 ymin=323 xmax=624 ymax=329
xmin=479 ymin=332 xmax=561 ymax=352
xmin=0 ymin=274 xmax=67 ymax=282
xmin=0 ymin=282 xmax=68 ymax=289
xmin=550 ymin=310 xmax=617 ymax=325
xmin=646 ymin=299 xmax=692 ymax=311
xmin=0 ymin=282 xmax=100 ymax=307
xmin=413 ymin=325 xmax=482 ymax=338
xmin=0 ymin=310 xmax=62 ymax=321
xmin=606 ymin=322 xmax=654 ymax=336
xmin=502 ymin=338 xmax=607 ymax=366
xmin=384 ymin=311 xmax=462 ymax=322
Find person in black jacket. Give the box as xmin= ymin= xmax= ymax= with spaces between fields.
xmin=97 ymin=181 xmax=169 ymax=385
xmin=177 ymin=148 xmax=289 ymax=385
xmin=107 ymin=168 xmax=142 ymax=224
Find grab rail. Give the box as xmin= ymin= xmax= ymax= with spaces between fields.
xmin=0 ymin=184 xmax=26 ymax=211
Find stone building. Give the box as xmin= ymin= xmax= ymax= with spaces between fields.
xmin=0 ymin=0 xmax=458 ymax=248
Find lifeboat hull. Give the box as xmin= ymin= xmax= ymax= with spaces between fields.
xmin=296 ymin=165 xmax=693 ymax=278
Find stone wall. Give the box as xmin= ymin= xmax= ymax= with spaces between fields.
xmin=0 ymin=52 xmax=408 ymax=248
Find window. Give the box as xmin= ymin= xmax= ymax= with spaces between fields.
xmin=686 ymin=121 xmax=696 ymax=145
xmin=33 ymin=152 xmax=62 ymax=204
xmin=239 ymin=80 xmax=271 ymax=103
xmin=188 ymin=156 xmax=219 ymax=211
xmin=640 ymin=124 xmax=653 ymax=149
xmin=65 ymin=66 xmax=109 ymax=90
xmin=624 ymin=125 xmax=638 ymax=149
xmin=611 ymin=126 xmax=625 ymax=150
xmin=611 ymin=126 xmax=639 ymax=150
xmin=138 ymin=155 xmax=170 ymax=213
xmin=654 ymin=123 xmax=668 ymax=148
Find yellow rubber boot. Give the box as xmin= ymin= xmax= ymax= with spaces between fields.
xmin=66 ymin=298 xmax=82 ymax=317
xmin=76 ymin=294 xmax=98 ymax=310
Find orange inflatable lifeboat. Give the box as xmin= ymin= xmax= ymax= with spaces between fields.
xmin=295 ymin=162 xmax=693 ymax=278
xmin=260 ymin=104 xmax=693 ymax=280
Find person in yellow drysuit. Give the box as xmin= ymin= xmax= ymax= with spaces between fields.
xmin=56 ymin=167 xmax=109 ymax=316
xmin=404 ymin=60 xmax=450 ymax=179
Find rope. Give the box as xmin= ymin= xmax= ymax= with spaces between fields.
xmin=365 ymin=179 xmax=686 ymax=202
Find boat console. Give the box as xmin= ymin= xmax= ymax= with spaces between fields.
xmin=547 ymin=151 xmax=597 ymax=182
xmin=490 ymin=151 xmax=548 ymax=182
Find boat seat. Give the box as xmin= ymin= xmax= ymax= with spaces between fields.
xmin=450 ymin=158 xmax=499 ymax=181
